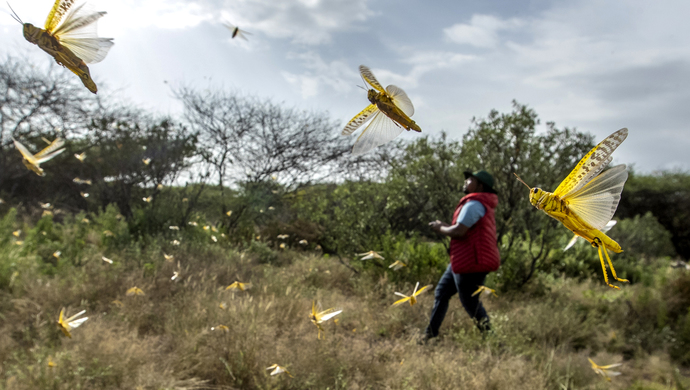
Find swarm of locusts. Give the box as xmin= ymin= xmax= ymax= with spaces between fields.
xmin=4 ymin=0 xmax=638 ymax=382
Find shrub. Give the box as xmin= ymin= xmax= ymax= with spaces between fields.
xmin=612 ymin=212 xmax=677 ymax=260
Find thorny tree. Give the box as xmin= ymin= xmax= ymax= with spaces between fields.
xmin=0 ymin=56 xmax=98 ymax=192
xmin=175 ymin=87 xmax=363 ymax=210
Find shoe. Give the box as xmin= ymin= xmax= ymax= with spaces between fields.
xmin=418 ymin=331 xmax=436 ymax=345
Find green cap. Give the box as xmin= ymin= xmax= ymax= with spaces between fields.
xmin=463 ymin=170 xmax=497 ymax=194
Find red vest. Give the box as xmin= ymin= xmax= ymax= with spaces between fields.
xmin=449 ymin=192 xmax=500 ymax=274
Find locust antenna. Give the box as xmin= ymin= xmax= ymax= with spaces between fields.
xmin=6 ymin=2 xmax=22 ymax=24
xmin=513 ymin=173 xmax=531 ymax=190
xmin=356 ymin=84 xmax=367 ymax=92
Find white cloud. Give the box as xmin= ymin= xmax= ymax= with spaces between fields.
xmin=204 ymin=0 xmax=375 ymax=45
xmin=4 ymin=0 xmax=690 ymax=172
xmin=282 ymin=51 xmax=358 ymax=98
xmin=444 ymin=14 xmax=522 ymax=48
xmin=369 ymin=52 xmax=475 ymax=89
xmin=96 ymin=0 xmax=212 ymax=34
xmin=8 ymin=0 xmax=374 ymax=44
xmin=282 ymin=49 xmax=474 ymax=102
xmin=429 ymin=1 xmax=690 ymax=171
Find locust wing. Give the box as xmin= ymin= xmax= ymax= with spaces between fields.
xmin=342 ymin=104 xmax=378 ymax=136
xmin=45 ymin=0 xmax=76 ymax=32
xmin=392 ymin=294 xmax=411 ymax=306
xmin=553 ymin=128 xmax=628 ymax=198
xmin=13 ymin=139 xmax=39 ymax=165
xmin=351 ymin=111 xmax=404 ymax=156
xmin=564 ymin=164 xmax=628 ymax=231
xmin=359 ymin=65 xmax=385 ymax=93
xmin=317 ymin=308 xmax=342 ymax=322
xmin=385 ymin=85 xmax=414 ymax=117
xmin=34 ymin=138 xmax=66 ymax=163
xmin=65 ymin=310 xmax=88 ymax=329
xmin=51 ymin=3 xmax=114 ymax=64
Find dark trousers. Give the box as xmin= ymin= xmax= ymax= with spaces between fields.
xmin=426 ymin=264 xmax=490 ymax=337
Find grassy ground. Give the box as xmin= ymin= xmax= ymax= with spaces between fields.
xmin=1 ymin=214 xmax=689 ymax=389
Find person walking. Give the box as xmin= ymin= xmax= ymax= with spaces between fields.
xmin=425 ymin=170 xmax=500 ymax=340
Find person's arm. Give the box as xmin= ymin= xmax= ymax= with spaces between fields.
xmin=429 ymin=220 xmax=470 ymax=239
xmin=429 ymin=201 xmax=486 ymax=239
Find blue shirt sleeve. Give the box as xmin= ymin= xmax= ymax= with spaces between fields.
xmin=456 ymin=200 xmax=486 ymax=228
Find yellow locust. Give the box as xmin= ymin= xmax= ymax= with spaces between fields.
xmin=57 ymin=307 xmax=88 ymax=338
xmin=266 ymin=364 xmax=293 ymax=377
xmin=388 ymin=260 xmax=407 ymax=270
xmin=588 ymin=358 xmax=622 ymax=381
xmin=13 ymin=138 xmax=65 ymax=176
xmin=11 ymin=0 xmax=114 ymax=93
xmin=126 ymin=286 xmax=145 ymax=296
xmin=309 ymin=300 xmax=342 ymax=339
xmin=515 ymin=128 xmax=629 ymax=289
xmin=225 ymin=281 xmax=252 ymax=291
xmin=564 ymin=220 xmax=617 ymax=251
xmin=392 ymin=282 xmax=432 ymax=306
xmin=342 ymin=65 xmax=421 ymax=155
xmin=472 ymin=285 xmax=498 ymax=298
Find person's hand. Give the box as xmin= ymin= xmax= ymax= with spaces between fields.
xmin=428 ymin=220 xmax=444 ymax=233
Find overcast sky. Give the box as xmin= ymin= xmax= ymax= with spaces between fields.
xmin=1 ymin=0 xmax=688 ymax=173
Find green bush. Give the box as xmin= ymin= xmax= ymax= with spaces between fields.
xmin=379 ymin=232 xmax=447 ymax=284
xmin=670 ymin=307 xmax=690 ymax=365
xmin=246 ymin=240 xmax=278 ymax=264
xmin=612 ymin=212 xmax=677 ymax=260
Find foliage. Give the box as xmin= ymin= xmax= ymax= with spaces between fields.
xmin=382 ymin=133 xmax=465 ymax=240
xmin=82 ymin=111 xmax=198 ymax=218
xmin=0 ymin=55 xmax=97 ymax=192
xmin=3 ymin=55 xmax=690 ymax=388
xmin=612 ymin=212 xmax=677 ymax=260
xmin=288 ymin=181 xmax=392 ymax=256
xmin=619 ymin=170 xmax=690 ymax=259
xmin=541 ymin=212 xmax=677 ymax=288
xmin=459 ymin=101 xmax=596 ymax=288
xmin=1 ymin=212 xmax=689 ymax=389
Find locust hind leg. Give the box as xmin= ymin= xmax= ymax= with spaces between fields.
xmin=601 ymin=242 xmax=629 ymax=284
xmin=592 ymin=239 xmax=620 ymax=290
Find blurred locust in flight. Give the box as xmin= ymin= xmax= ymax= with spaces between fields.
xmin=126 ymin=286 xmax=145 ymax=296
xmin=357 ymin=250 xmax=384 ymax=261
xmin=309 ymin=300 xmax=342 ymax=339
xmin=13 ymin=138 xmax=65 ymax=176
xmin=57 ymin=307 xmax=88 ymax=338
xmin=392 ymin=282 xmax=432 ymax=306
xmin=266 ymin=364 xmax=293 ymax=377
xmin=342 ymin=65 xmax=421 ymax=155
xmin=223 ymin=21 xmax=251 ymax=41
xmin=9 ymin=0 xmax=114 ymax=93
xmin=472 ymin=285 xmax=498 ymax=298
xmin=388 ymin=260 xmax=406 ymax=270
xmin=515 ymin=128 xmax=629 ymax=289
xmin=588 ymin=358 xmax=622 ymax=381
xmin=225 ymin=281 xmax=252 ymax=291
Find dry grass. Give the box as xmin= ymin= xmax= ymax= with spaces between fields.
xmin=1 ymin=236 xmax=690 ymax=389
